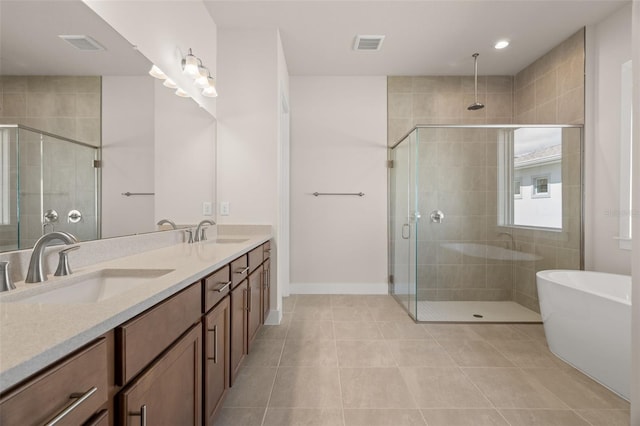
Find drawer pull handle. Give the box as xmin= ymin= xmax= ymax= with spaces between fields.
xmin=130 ymin=404 xmax=147 ymax=426
xmin=44 ymin=386 xmax=98 ymax=426
xmin=212 ymin=281 xmax=231 ymax=293
xmin=207 ymin=325 xmax=219 ymax=363
xmin=235 ymin=266 xmax=250 ymax=276
xmin=248 ymin=287 xmax=252 ymax=312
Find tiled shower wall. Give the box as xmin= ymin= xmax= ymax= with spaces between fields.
xmin=388 ymin=29 xmax=584 ymax=312
xmin=0 ymin=76 xmax=101 ymax=250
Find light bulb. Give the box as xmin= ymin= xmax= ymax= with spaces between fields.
xmin=163 ymin=78 xmax=177 ymax=89
xmin=195 ymin=67 xmax=209 ymax=88
xmin=175 ymin=88 xmax=190 ymax=98
xmin=148 ymin=65 xmax=167 ymax=80
xmin=182 ymin=50 xmax=199 ymax=77
xmin=202 ymin=77 xmax=218 ymax=97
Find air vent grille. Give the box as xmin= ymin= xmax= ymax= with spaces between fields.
xmin=353 ymin=35 xmax=385 ymax=51
xmin=59 ymin=35 xmax=105 ymax=51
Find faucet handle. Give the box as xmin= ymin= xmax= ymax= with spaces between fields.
xmin=199 ymin=227 xmax=208 ymax=241
xmin=54 ymin=245 xmax=80 ymax=277
xmin=0 ymin=261 xmax=15 ymax=292
xmin=185 ymin=229 xmax=194 ymax=244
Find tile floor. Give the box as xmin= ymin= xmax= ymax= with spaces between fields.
xmin=216 ymin=295 xmax=630 ymax=426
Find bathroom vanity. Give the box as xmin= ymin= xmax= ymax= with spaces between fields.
xmin=0 ymin=235 xmax=272 ymax=425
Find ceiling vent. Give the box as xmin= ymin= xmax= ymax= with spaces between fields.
xmin=58 ymin=35 xmax=105 ymax=51
xmin=353 ymin=35 xmax=385 ymax=51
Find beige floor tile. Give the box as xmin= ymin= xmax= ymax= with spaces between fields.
xmin=263 ymin=408 xmax=344 ymax=426
xmin=575 ymin=410 xmax=631 ymax=426
xmin=423 ymin=324 xmax=484 ymax=341
xmin=256 ymin=314 xmax=291 ymax=340
xmin=295 ymin=294 xmax=332 ymax=307
xmin=462 ymin=367 xmax=567 ymax=409
xmin=332 ymin=306 xmax=375 ymax=321
xmin=368 ymin=306 xmax=413 ymax=321
xmin=400 ymin=367 xmax=492 ymax=409
xmin=334 ymin=321 xmax=383 ymax=340
xmin=499 ymin=409 xmax=591 ymax=425
xmin=280 ymin=339 xmax=338 ymax=367
xmin=439 ymin=339 xmax=515 ymax=367
xmin=292 ymin=305 xmax=334 ymax=321
xmin=388 ymin=340 xmax=456 ymax=367
xmin=343 ymin=409 xmax=426 ymax=426
xmin=336 ymin=340 xmax=396 ymax=367
xmin=563 ymin=368 xmax=630 ymax=409
xmin=377 ymin=321 xmax=432 ymax=340
xmin=521 ymin=368 xmax=630 ymax=410
xmin=269 ymin=367 xmax=342 ymax=408
xmin=340 ymin=367 xmax=416 ymax=409
xmin=288 ymin=320 xmax=335 ymax=340
xmin=363 ymin=295 xmax=403 ymax=309
xmin=282 ymin=296 xmax=297 ymax=313
xmin=331 ymin=295 xmax=371 ymax=308
xmin=467 ymin=324 xmax=529 ymax=340
xmin=242 ymin=338 xmax=284 ymax=367
xmin=215 ymin=407 xmax=266 ymax=426
xmin=489 ymin=340 xmax=565 ymax=368
xmin=512 ymin=323 xmax=547 ymax=342
xmin=223 ymin=367 xmax=277 ymax=407
xmin=420 ymin=409 xmax=509 ymax=425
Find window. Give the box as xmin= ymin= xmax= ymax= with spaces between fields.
xmin=618 ymin=60 xmax=632 ymax=250
xmin=532 ymin=175 xmax=550 ymax=198
xmin=499 ymin=127 xmax=564 ymax=230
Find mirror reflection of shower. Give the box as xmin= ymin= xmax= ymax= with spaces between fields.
xmin=467 ymin=53 xmax=485 ymax=111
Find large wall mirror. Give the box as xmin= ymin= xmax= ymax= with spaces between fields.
xmin=0 ymin=0 xmax=216 ymax=252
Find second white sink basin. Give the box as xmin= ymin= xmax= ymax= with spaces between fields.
xmin=6 ymin=268 xmax=174 ymax=304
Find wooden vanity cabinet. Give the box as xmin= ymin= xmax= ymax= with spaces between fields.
xmin=203 ymin=296 xmax=230 ymax=425
xmin=262 ymin=258 xmax=271 ymax=323
xmin=229 ymin=279 xmax=248 ymax=386
xmin=117 ymin=323 xmax=202 ymax=426
xmin=0 ymin=338 xmax=109 ymax=426
xmin=247 ymin=265 xmax=263 ymax=350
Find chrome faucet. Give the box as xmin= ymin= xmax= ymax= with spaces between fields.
xmin=25 ymin=231 xmax=78 ymax=283
xmin=1 ymin=261 xmax=15 ymax=292
xmin=498 ymin=232 xmax=515 ymax=250
xmin=194 ymin=219 xmax=216 ymax=242
xmin=157 ymin=219 xmax=177 ymax=230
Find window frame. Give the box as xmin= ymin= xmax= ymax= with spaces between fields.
xmin=531 ymin=174 xmax=551 ymax=199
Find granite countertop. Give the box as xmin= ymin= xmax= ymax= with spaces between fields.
xmin=0 ymin=233 xmax=271 ymax=392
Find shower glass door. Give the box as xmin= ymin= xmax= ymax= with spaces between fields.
xmin=389 ymin=130 xmax=418 ymax=319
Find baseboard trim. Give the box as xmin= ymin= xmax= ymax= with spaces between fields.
xmin=289 ymin=283 xmax=389 ymax=295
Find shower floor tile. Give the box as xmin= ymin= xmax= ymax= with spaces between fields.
xmin=416 ymin=301 xmax=541 ymax=322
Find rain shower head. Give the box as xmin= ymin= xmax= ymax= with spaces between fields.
xmin=467 ymin=53 xmax=485 ymax=111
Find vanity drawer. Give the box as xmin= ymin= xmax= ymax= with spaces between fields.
xmin=230 ymin=255 xmax=249 ymax=289
xmin=248 ymin=247 xmax=263 ymax=273
xmin=203 ymin=265 xmax=231 ymax=313
xmin=116 ymin=283 xmax=200 ymax=385
xmin=263 ymin=241 xmax=271 ymax=260
xmin=0 ymin=338 xmax=108 ymax=425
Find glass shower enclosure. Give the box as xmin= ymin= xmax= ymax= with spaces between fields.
xmin=0 ymin=125 xmax=100 ymax=251
xmin=389 ymin=125 xmax=583 ymax=322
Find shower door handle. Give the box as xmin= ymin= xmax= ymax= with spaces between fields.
xmin=401 ymin=224 xmax=410 ymax=239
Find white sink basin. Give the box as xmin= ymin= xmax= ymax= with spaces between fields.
xmin=3 ymin=268 xmax=174 ymax=304
xmin=210 ymin=238 xmax=249 ymax=244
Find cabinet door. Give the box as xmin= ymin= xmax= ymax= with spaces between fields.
xmin=204 ymin=297 xmax=230 ymax=425
xmin=229 ymin=281 xmax=248 ymax=386
xmin=118 ymin=323 xmax=202 ymax=426
xmin=247 ymin=265 xmax=263 ymax=350
xmin=262 ymin=258 xmax=271 ymax=324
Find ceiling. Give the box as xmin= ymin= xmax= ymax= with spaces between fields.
xmin=0 ymin=1 xmax=150 ymax=76
xmin=0 ymin=1 xmax=628 ymax=78
xmin=204 ymin=0 xmax=629 ymax=76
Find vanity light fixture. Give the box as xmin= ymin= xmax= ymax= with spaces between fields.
xmin=202 ymin=77 xmax=218 ymax=98
xmin=182 ymin=48 xmax=200 ymax=77
xmin=148 ymin=65 xmax=167 ymax=80
xmin=494 ymin=40 xmax=510 ymax=49
xmin=163 ymin=78 xmax=178 ymax=89
xmin=194 ymin=66 xmax=210 ymax=89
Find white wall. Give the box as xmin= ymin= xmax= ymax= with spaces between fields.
xmin=290 ymin=76 xmax=388 ymax=294
xmin=585 ymin=4 xmax=633 ymax=275
xmin=216 ymin=28 xmax=288 ymax=323
xmin=154 ymin=80 xmax=216 ymax=225
xmin=101 ymin=76 xmax=155 ymax=238
xmin=630 ymin=1 xmax=639 ymax=423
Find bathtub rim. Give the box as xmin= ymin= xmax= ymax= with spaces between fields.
xmin=536 ymin=269 xmax=631 ymax=306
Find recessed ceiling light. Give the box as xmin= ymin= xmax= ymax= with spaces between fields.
xmin=494 ymin=40 xmax=510 ymax=50
xmin=58 ymin=35 xmax=105 ymax=51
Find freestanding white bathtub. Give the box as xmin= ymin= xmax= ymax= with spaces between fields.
xmin=536 ymin=269 xmax=632 ymax=401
